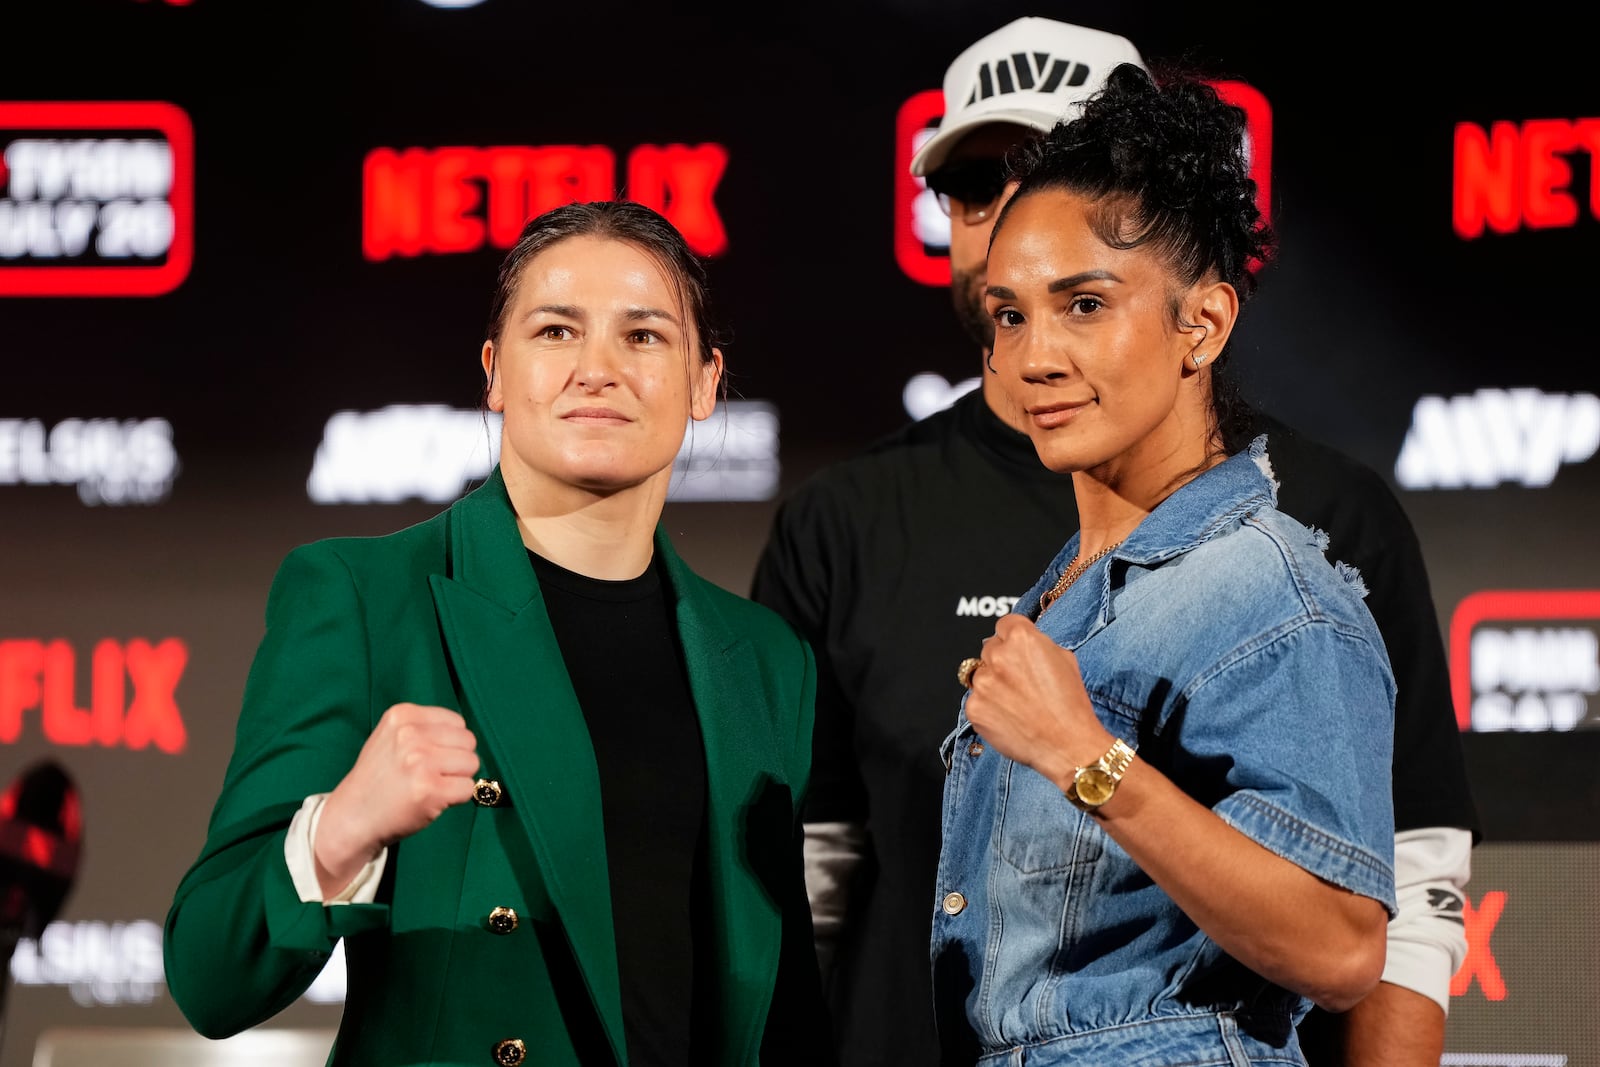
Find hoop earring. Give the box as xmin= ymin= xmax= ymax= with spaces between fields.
xmin=986 ymin=351 xmax=997 ymax=374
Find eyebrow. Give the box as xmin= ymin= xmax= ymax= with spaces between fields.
xmin=519 ymin=303 xmax=581 ymax=325
xmin=518 ymin=304 xmax=681 ymax=327
xmin=623 ymin=305 xmax=680 ymax=326
xmin=986 ymin=270 xmax=1122 ymax=301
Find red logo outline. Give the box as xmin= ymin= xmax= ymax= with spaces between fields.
xmin=0 ymin=101 xmax=194 ymax=297
xmin=893 ymin=81 xmax=1274 ymax=288
xmin=892 ymin=89 xmax=948 ymax=287
xmin=1448 ymin=589 xmax=1600 ymax=730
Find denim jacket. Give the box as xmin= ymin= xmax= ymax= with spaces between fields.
xmin=932 ymin=438 xmax=1398 ymax=1067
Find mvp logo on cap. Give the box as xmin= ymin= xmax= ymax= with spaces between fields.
xmin=892 ymin=18 xmax=1271 ymax=286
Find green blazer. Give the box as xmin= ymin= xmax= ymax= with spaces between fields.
xmin=164 ymin=469 xmax=825 ymax=1066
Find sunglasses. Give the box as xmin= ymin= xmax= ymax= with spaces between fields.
xmin=925 ymin=158 xmax=1011 ymax=225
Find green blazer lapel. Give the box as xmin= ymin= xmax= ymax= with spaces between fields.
xmin=657 ymin=529 xmax=784 ymax=1064
xmin=429 ymin=470 xmax=627 ymax=1063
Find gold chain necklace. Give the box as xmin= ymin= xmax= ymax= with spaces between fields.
xmin=1037 ymin=541 xmax=1123 ymax=613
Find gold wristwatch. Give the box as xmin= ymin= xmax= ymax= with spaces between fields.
xmin=1066 ymin=737 xmax=1137 ymax=809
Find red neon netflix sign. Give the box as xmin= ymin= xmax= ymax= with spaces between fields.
xmin=1453 ymin=118 xmax=1600 ymax=238
xmin=1451 ymin=890 xmax=1507 ymax=1001
xmin=362 ymin=143 xmax=729 ymax=261
xmin=0 ymin=638 xmax=187 ymax=754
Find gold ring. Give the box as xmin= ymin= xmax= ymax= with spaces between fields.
xmin=957 ymin=657 xmax=982 ymax=689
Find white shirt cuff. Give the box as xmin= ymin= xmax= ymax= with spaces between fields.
xmin=285 ymin=793 xmax=387 ymax=905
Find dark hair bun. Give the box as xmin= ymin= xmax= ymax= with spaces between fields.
xmin=1011 ymin=61 xmax=1275 ymax=297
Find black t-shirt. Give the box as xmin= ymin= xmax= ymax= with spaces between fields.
xmin=530 ymin=549 xmax=710 ymax=1066
xmin=750 ymin=387 xmax=1480 ymax=1067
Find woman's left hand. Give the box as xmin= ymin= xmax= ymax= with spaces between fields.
xmin=963 ymin=613 xmax=1114 ymax=791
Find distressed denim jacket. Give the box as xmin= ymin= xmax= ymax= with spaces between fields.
xmin=932 ymin=439 xmax=1398 ymax=1067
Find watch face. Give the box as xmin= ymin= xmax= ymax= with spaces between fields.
xmin=1075 ymin=767 xmax=1116 ymax=806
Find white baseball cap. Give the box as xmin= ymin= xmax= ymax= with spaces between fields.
xmin=910 ymin=18 xmax=1147 ymax=178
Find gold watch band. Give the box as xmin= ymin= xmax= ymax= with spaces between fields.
xmin=1098 ymin=737 xmax=1137 ymax=779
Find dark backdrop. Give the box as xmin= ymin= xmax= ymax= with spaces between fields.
xmin=2 ymin=2 xmax=1596 ymax=1063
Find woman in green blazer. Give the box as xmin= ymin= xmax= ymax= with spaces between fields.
xmin=164 ymin=201 xmax=831 ymax=1066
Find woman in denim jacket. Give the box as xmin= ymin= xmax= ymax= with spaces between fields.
xmin=935 ymin=64 xmax=1397 ymax=1066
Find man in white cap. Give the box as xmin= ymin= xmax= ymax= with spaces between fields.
xmin=752 ymin=16 xmax=1477 ymax=1066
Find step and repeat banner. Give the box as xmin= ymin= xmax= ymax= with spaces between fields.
xmin=1 ymin=1 xmax=1596 ymax=1064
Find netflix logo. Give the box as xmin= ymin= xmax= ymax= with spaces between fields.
xmin=1440 ymin=843 xmax=1596 ymax=1062
xmin=1451 ymin=890 xmax=1506 ymax=1002
xmin=362 ymin=143 xmax=729 ymax=261
xmin=1454 ymin=117 xmax=1600 ymax=238
xmin=0 ymin=638 xmax=187 ymax=754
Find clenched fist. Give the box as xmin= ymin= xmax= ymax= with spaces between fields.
xmin=314 ymin=703 xmax=480 ymax=895
xmin=964 ymin=614 xmax=1114 ymax=792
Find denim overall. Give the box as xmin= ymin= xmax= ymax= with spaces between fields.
xmin=932 ymin=439 xmax=1398 ymax=1066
